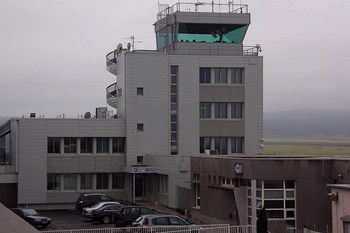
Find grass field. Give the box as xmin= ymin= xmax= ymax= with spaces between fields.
xmin=264 ymin=137 xmax=350 ymax=156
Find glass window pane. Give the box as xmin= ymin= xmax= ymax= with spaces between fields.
xmin=63 ymin=174 xmax=76 ymax=190
xmin=231 ymin=102 xmax=243 ymax=118
xmin=285 ymin=200 xmax=295 ymax=208
xmin=47 ymin=174 xmax=60 ymax=191
xmin=264 ymin=181 xmax=284 ymax=189
xmin=264 ymin=190 xmax=284 ymax=199
xmin=199 ymin=68 xmax=211 ymax=83
xmin=285 ymin=180 xmax=295 ymax=188
xmin=286 ymin=191 xmax=294 ymax=198
xmin=81 ymin=137 xmax=93 ymax=153
xmin=266 ymin=210 xmax=284 ymax=219
xmin=231 ymin=68 xmax=244 ymax=84
xmin=264 ymin=200 xmax=284 ymax=208
xmin=96 ymin=173 xmax=109 ymax=189
xmin=200 ymin=103 xmax=211 ymax=118
xmin=80 ymin=174 xmax=92 ymax=190
xmin=97 ymin=138 xmax=109 ymax=153
xmin=112 ymin=173 xmax=124 ymax=189
xmin=112 ymin=137 xmax=125 ymax=153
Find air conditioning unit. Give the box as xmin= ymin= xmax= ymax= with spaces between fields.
xmin=96 ymin=107 xmax=108 ymax=119
xmin=205 ymin=149 xmax=218 ymax=155
xmin=210 ymin=149 xmax=219 ymax=155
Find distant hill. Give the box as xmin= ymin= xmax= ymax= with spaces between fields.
xmin=264 ymin=109 xmax=350 ymax=138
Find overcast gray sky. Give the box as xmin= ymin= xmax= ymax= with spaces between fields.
xmin=0 ymin=0 xmax=349 ymax=118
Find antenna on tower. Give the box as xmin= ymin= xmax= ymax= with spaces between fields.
xmin=124 ymin=35 xmax=142 ymax=51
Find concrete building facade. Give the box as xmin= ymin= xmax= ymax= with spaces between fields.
xmin=0 ymin=1 xmax=262 ymax=210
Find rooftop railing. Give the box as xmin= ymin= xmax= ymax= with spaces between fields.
xmin=157 ymin=1 xmax=248 ymax=20
xmin=243 ymin=45 xmax=262 ymax=56
xmin=106 ymin=51 xmax=117 ymax=75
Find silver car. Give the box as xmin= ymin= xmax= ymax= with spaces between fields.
xmin=132 ymin=214 xmax=196 ymax=228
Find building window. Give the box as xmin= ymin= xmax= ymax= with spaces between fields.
xmin=137 ymin=87 xmax=144 ymax=96
xmin=137 ymin=124 xmax=144 ymax=132
xmin=195 ymin=182 xmax=200 ymax=207
xmin=214 ymin=137 xmax=228 ymax=154
xmin=199 ymin=67 xmax=211 ymax=83
xmin=231 ymin=68 xmax=244 ymax=84
xmin=80 ymin=174 xmax=92 ymax=190
xmin=258 ymin=180 xmax=297 ymax=231
xmin=0 ymin=133 xmax=11 ymax=165
xmin=214 ymin=103 xmax=227 ymax=118
xmin=158 ymin=174 xmax=168 ymax=193
xmin=200 ymin=102 xmax=211 ymax=118
xmin=200 ymin=137 xmax=211 ymax=153
xmin=47 ymin=174 xmax=60 ymax=191
xmin=118 ymin=88 xmax=122 ymax=97
xmin=96 ymin=173 xmax=109 ymax=189
xmin=80 ymin=137 xmax=93 ymax=153
xmin=170 ymin=65 xmax=178 ymax=155
xmin=214 ymin=68 xmax=227 ymax=83
xmin=64 ymin=137 xmax=77 ymax=153
xmin=112 ymin=173 xmax=124 ymax=189
xmin=231 ymin=102 xmax=244 ymax=118
xmin=97 ymin=137 xmax=109 ymax=153
xmin=63 ymin=174 xmax=77 ymax=190
xmin=48 ymin=137 xmax=60 ymax=154
xmin=112 ymin=137 xmax=125 ymax=153
xmin=231 ymin=137 xmax=244 ymax=153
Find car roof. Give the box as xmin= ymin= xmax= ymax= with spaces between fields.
xmin=142 ymin=214 xmax=178 ymax=218
xmin=81 ymin=193 xmax=108 ymax=196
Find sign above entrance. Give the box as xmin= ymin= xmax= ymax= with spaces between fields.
xmin=123 ymin=166 xmax=157 ymax=174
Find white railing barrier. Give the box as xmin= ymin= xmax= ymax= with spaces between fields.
xmin=43 ymin=224 xmax=256 ymax=233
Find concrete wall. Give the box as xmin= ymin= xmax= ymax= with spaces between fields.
xmin=148 ymin=154 xmax=191 ymax=209
xmin=191 ymin=156 xmax=335 ymax=232
xmin=125 ymin=52 xmax=170 ymax=166
xmin=329 ymin=186 xmax=350 ymax=233
xmin=16 ymin=118 xmax=126 ymax=205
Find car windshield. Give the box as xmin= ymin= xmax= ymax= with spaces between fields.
xmin=22 ymin=209 xmax=39 ymax=216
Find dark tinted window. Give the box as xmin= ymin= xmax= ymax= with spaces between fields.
xmin=140 ymin=208 xmax=151 ymax=215
xmin=101 ymin=195 xmax=112 ymax=201
xmin=152 ymin=217 xmax=169 ymax=225
xmin=169 ymin=216 xmax=188 ymax=225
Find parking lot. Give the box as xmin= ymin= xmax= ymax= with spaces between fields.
xmin=39 ymin=209 xmax=115 ymax=231
xmin=38 ymin=202 xmax=187 ymax=231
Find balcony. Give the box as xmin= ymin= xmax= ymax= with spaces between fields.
xmin=106 ymin=82 xmax=118 ymax=108
xmin=243 ymin=45 xmax=262 ymax=56
xmin=106 ymin=51 xmax=117 ymax=75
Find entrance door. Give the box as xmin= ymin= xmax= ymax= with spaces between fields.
xmin=135 ymin=175 xmax=144 ymax=201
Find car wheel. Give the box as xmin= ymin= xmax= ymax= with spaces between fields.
xmin=102 ymin=216 xmax=111 ymax=224
xmin=41 ymin=224 xmax=48 ymax=229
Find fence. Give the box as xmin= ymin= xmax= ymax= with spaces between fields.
xmin=43 ymin=224 xmax=256 ymax=233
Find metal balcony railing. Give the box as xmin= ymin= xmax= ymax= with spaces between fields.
xmin=157 ymin=2 xmax=248 ymax=21
xmin=106 ymin=51 xmax=117 ymax=75
xmin=243 ymin=45 xmax=262 ymax=56
xmin=106 ymin=82 xmax=118 ymax=108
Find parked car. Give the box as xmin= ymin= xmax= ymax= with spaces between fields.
xmin=75 ymin=193 xmax=114 ymax=212
xmin=82 ymin=201 xmax=123 ymax=218
xmin=114 ymin=206 xmax=154 ymax=227
xmin=90 ymin=204 xmax=124 ymax=224
xmin=132 ymin=214 xmax=193 ymax=228
xmin=12 ymin=208 xmax=51 ymax=229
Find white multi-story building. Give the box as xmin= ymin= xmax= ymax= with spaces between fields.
xmin=0 ymin=2 xmax=262 ymax=210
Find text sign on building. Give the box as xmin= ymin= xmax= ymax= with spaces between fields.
xmin=234 ymin=163 xmax=243 ymax=175
xmin=128 ymin=167 xmax=157 ymax=174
